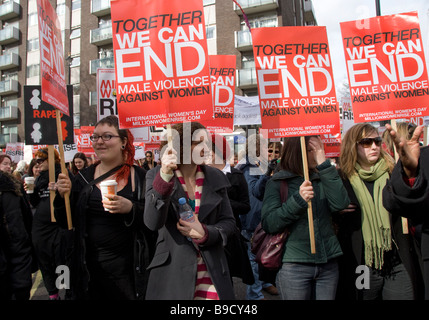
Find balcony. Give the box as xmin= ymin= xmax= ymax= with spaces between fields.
xmin=0 ymin=105 xmax=18 ymax=121
xmin=90 ymin=56 xmax=114 ymax=74
xmin=234 ymin=0 xmax=278 ymax=15
xmin=235 ymin=30 xmax=253 ymax=51
xmin=0 ymin=1 xmax=20 ymax=21
xmin=0 ymin=26 xmax=19 ymax=45
xmin=0 ymin=132 xmax=18 ymax=146
xmin=90 ymin=25 xmax=113 ymax=46
xmin=91 ymin=0 xmax=111 ymax=17
xmin=237 ymin=68 xmax=257 ymax=89
xmin=0 ymin=79 xmax=18 ymax=95
xmin=304 ymin=0 xmax=317 ymax=25
xmin=0 ymin=52 xmax=19 ymax=71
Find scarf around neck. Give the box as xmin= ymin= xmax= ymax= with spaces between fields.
xmin=349 ymin=158 xmax=392 ymax=270
xmin=174 ymin=165 xmax=204 ymax=215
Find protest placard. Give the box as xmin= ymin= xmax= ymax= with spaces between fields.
xmin=340 ymin=11 xmax=429 ymax=122
xmin=36 ymin=0 xmax=69 ymax=116
xmin=24 ymin=85 xmax=74 ymax=145
xmin=200 ymin=55 xmax=236 ymax=133
xmin=252 ymin=26 xmax=340 ymax=139
xmin=110 ymin=0 xmax=213 ymax=128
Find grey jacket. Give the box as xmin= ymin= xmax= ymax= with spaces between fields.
xmin=144 ymin=165 xmax=236 ymax=300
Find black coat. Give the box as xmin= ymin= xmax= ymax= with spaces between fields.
xmin=225 ymin=167 xmax=250 ymax=229
xmin=144 ymin=165 xmax=236 ymax=300
xmin=383 ymin=146 xmax=429 ymax=298
xmin=224 ymin=167 xmax=253 ymax=285
xmin=54 ymin=164 xmax=156 ymax=300
xmin=335 ymin=174 xmax=422 ymax=300
xmin=0 ymin=172 xmax=32 ymax=300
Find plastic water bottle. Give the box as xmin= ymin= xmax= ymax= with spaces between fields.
xmin=178 ymin=197 xmax=195 ymax=222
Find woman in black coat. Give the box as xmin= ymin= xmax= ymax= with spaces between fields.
xmin=382 ymin=124 xmax=428 ymax=299
xmin=55 ymin=115 xmax=156 ymax=300
xmin=0 ymin=171 xmax=33 ymax=300
xmin=29 ymin=148 xmax=65 ymax=300
xmin=144 ymin=122 xmax=236 ymax=300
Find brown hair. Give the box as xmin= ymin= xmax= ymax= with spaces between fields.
xmin=71 ymin=152 xmax=88 ymax=175
xmin=0 ymin=154 xmax=12 ymax=165
xmin=340 ymin=123 xmax=394 ymax=179
xmin=159 ymin=122 xmax=208 ymax=165
xmin=279 ymin=136 xmax=315 ymax=176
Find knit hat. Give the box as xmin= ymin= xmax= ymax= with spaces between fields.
xmin=210 ymin=133 xmax=231 ymax=162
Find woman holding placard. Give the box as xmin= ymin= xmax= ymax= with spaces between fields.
xmin=55 ymin=115 xmax=156 ymax=300
xmin=261 ymin=135 xmax=349 ymax=300
xmin=27 ymin=148 xmax=64 ymax=300
xmin=335 ymin=123 xmax=421 ymax=300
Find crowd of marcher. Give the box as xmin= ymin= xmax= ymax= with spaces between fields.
xmin=1 ymin=116 xmax=428 ymax=300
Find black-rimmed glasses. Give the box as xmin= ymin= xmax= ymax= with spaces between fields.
xmin=89 ymin=134 xmax=121 ymax=142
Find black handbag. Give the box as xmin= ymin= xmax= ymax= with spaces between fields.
xmin=251 ymin=180 xmax=288 ymax=270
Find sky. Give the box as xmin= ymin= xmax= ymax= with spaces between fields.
xmin=312 ymin=0 xmax=429 ymax=94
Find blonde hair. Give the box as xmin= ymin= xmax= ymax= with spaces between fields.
xmin=382 ymin=122 xmax=417 ymax=156
xmin=340 ymin=123 xmax=394 ymax=179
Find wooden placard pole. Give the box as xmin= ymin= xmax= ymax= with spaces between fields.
xmin=390 ymin=120 xmax=409 ymax=234
xmin=55 ymin=109 xmax=73 ymax=230
xmin=48 ymin=145 xmax=56 ymax=223
xmin=300 ymin=136 xmax=316 ymax=254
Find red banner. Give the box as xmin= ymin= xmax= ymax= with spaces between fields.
xmin=111 ymin=0 xmax=213 ymax=128
xmin=252 ymin=26 xmax=340 ymax=139
xmin=74 ymin=127 xmax=95 ymax=156
xmin=36 ymin=0 xmax=69 ymax=116
xmin=340 ymin=11 xmax=429 ymax=122
xmin=200 ymin=55 xmax=236 ymax=133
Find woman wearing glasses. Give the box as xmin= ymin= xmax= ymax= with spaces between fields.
xmin=55 ymin=115 xmax=156 ymax=300
xmin=27 ymin=147 xmax=64 ymax=300
xmin=335 ymin=123 xmax=421 ymax=300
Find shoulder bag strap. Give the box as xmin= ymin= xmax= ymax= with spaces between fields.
xmin=80 ymin=164 xmax=124 ymax=188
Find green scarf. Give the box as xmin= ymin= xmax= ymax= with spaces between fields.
xmin=349 ymin=159 xmax=392 ymax=270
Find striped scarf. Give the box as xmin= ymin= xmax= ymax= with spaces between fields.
xmin=174 ymin=166 xmax=219 ymax=300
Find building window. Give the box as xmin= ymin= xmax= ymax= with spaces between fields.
xmin=70 ymin=28 xmax=81 ymax=39
xmin=206 ymin=26 xmax=215 ymax=39
xmin=28 ymin=12 xmax=38 ymax=26
xmin=72 ymin=0 xmax=81 ymax=10
xmin=2 ymin=125 xmax=17 ymax=135
xmin=26 ymin=64 xmax=39 ymax=78
xmin=203 ymin=0 xmax=215 ymax=5
xmin=27 ymin=38 xmax=39 ymax=52
xmin=2 ymin=96 xmax=17 ymax=108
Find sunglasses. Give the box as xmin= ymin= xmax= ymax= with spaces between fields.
xmin=357 ymin=137 xmax=382 ymax=148
xmin=36 ymin=158 xmax=46 ymax=165
xmin=268 ymin=149 xmax=280 ymax=154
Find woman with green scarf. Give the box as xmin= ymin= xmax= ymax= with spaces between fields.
xmin=335 ymin=123 xmax=421 ymax=300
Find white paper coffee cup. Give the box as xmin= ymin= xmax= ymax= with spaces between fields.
xmin=25 ymin=177 xmax=35 ymax=194
xmin=100 ymin=180 xmax=117 ymax=211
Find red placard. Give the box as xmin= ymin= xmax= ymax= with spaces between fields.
xmin=36 ymin=0 xmax=69 ymax=116
xmin=252 ymin=26 xmax=340 ymax=139
xmin=340 ymin=12 xmax=429 ymax=122
xmin=75 ymin=127 xmax=95 ymax=156
xmin=111 ymin=0 xmax=213 ymax=128
xmin=200 ymin=55 xmax=236 ymax=133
